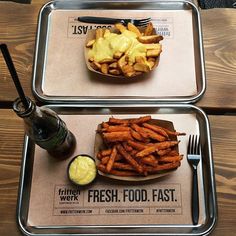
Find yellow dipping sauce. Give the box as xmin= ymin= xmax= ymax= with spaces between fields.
xmin=88 ymin=29 xmax=146 ymax=63
xmin=69 ymin=155 xmax=97 ymax=186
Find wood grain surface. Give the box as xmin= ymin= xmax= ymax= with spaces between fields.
xmin=209 ymin=115 xmax=236 ymax=236
xmin=0 ymin=0 xmax=236 ymax=235
xmin=0 ymin=1 xmax=236 ymax=110
xmin=0 ymin=2 xmax=43 ymax=104
xmin=0 ymin=110 xmax=235 ymax=235
xmin=0 ymin=110 xmax=24 ymax=236
xmin=197 ymin=9 xmax=236 ymax=111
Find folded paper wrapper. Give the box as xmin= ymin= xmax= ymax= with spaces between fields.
xmin=26 ymin=113 xmax=206 ymax=227
xmin=94 ymin=119 xmax=178 ymax=181
xmin=84 ymin=27 xmax=160 ymax=79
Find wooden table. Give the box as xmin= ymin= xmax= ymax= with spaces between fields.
xmin=0 ymin=1 xmax=236 ymax=235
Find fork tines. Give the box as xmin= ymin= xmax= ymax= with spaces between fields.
xmin=187 ymin=135 xmax=200 ymax=155
xmin=126 ymin=17 xmax=151 ymax=27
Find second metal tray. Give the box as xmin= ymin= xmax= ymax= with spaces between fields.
xmin=17 ymin=104 xmax=217 ymax=235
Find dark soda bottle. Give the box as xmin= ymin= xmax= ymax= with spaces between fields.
xmin=13 ymin=97 xmax=76 ymax=160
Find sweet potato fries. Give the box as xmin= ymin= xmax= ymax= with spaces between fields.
xmin=96 ymin=116 xmax=186 ymax=177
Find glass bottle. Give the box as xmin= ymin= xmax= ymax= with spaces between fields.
xmin=13 ymin=97 xmax=76 ymax=160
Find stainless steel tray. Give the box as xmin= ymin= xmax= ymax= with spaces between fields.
xmin=32 ymin=0 xmax=205 ymax=104
xmin=17 ymin=104 xmax=217 ymax=235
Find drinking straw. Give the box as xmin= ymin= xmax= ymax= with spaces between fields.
xmin=0 ymin=43 xmax=29 ymax=109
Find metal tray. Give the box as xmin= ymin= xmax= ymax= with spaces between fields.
xmin=32 ymin=0 xmax=206 ymax=104
xmin=17 ymin=104 xmax=217 ymax=235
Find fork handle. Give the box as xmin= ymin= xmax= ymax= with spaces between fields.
xmin=192 ymin=167 xmax=199 ymax=225
xmin=77 ymin=16 xmax=122 ymax=25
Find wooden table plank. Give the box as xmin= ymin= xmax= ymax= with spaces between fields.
xmin=197 ymin=9 xmax=236 ymax=111
xmin=0 ymin=2 xmax=43 ymax=104
xmin=0 ymin=2 xmax=236 ymax=110
xmin=0 ymin=109 xmax=235 ymax=235
xmin=209 ymin=115 xmax=236 ymax=236
xmin=0 ymin=109 xmax=24 ymax=236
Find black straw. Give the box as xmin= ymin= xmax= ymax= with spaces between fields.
xmin=0 ymin=43 xmax=29 ymax=109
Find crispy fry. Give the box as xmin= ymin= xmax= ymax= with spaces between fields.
xmin=113 ymin=162 xmax=135 ymax=171
xmin=134 ymin=63 xmax=150 ymax=73
xmin=122 ymin=142 xmax=133 ymax=152
xmin=141 ymin=127 xmax=167 ymax=142
xmin=103 ymin=131 xmax=132 ymax=143
xmin=86 ymin=39 xmax=95 ymax=48
xmin=101 ymin=63 xmax=109 ymax=74
xmin=106 ymin=146 xmax=117 ymax=172
xmin=127 ymin=140 xmax=147 ymax=150
xmin=127 ymin=23 xmax=142 ymax=37
xmin=144 ymin=161 xmax=181 ymax=174
xmin=129 ymin=115 xmax=152 ymax=124
xmin=109 ymin=62 xmax=118 ymax=69
xmin=101 ymin=155 xmax=110 ymax=164
xmin=101 ymin=125 xmax=130 ymax=132
xmin=109 ymin=117 xmax=129 ymax=125
xmin=98 ymin=164 xmax=138 ymax=176
xmin=157 ymin=148 xmax=172 ymax=156
xmin=118 ymin=55 xmax=128 ymax=70
xmin=90 ymin=61 xmax=101 ymax=71
xmin=96 ymin=152 xmax=102 ymax=160
xmin=140 ymin=155 xmax=158 ymax=167
xmin=147 ymin=60 xmax=155 ymax=69
xmin=143 ymin=122 xmax=169 ymax=138
xmin=131 ymin=124 xmax=149 ymax=139
xmin=101 ymin=154 xmax=123 ymax=165
xmin=121 ymin=64 xmax=136 ymax=77
xmin=104 ymin=28 xmax=110 ymax=37
xmin=117 ymin=144 xmax=144 ymax=173
xmin=95 ymin=28 xmax=104 ymax=40
xmin=143 ymin=126 xmax=168 ymax=140
xmin=130 ymin=149 xmax=139 ymax=157
xmin=136 ymin=145 xmax=156 ymax=158
xmin=144 ymin=22 xmax=154 ymax=36
xmin=101 ymin=122 xmax=109 ymax=128
xmin=130 ymin=129 xmax=143 ymax=141
xmin=158 ymin=155 xmax=183 ymax=163
xmin=155 ymin=141 xmax=180 ymax=150
xmin=147 ymin=48 xmax=162 ymax=57
xmin=143 ymin=43 xmax=162 ymax=50
xmin=148 ymin=57 xmax=156 ymax=62
xmin=109 ymin=69 xmax=121 ymax=75
xmin=115 ymin=23 xmax=127 ymax=33
xmin=135 ymin=56 xmax=146 ymax=64
xmin=162 ymin=127 xmax=186 ymax=136
xmin=168 ymin=150 xmax=180 ymax=156
xmin=100 ymin=149 xmax=112 ymax=157
xmin=138 ymin=35 xmax=163 ymax=44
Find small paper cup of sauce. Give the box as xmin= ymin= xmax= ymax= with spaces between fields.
xmin=68 ymin=154 xmax=97 ymax=186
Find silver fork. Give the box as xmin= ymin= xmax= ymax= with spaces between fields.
xmin=77 ymin=16 xmax=151 ymax=27
xmin=187 ymin=135 xmax=200 ymax=225
xmin=120 ymin=17 xmax=151 ymax=27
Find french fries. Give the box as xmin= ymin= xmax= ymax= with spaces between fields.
xmin=86 ymin=22 xmax=163 ymax=78
xmin=96 ymin=116 xmax=186 ymax=177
